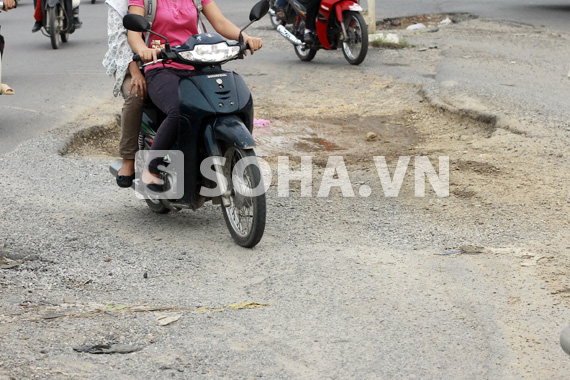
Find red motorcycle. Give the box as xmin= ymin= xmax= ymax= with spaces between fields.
xmin=273 ymin=0 xmax=368 ymax=65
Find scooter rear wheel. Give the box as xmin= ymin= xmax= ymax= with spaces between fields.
xmin=138 ymin=133 xmax=171 ymax=214
xmin=220 ymin=147 xmax=266 ymax=248
xmin=269 ymin=0 xmax=281 ymax=29
xmin=294 ymin=44 xmax=317 ymax=62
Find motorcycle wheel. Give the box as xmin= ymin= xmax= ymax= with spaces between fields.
xmin=342 ymin=11 xmax=368 ymax=65
xmin=144 ymin=190 xmax=170 ymax=214
xmin=294 ymin=44 xmax=317 ymax=62
xmin=49 ymin=6 xmax=62 ymax=50
xmin=138 ymin=132 xmax=171 ymax=214
xmin=61 ymin=33 xmax=69 ymax=43
xmin=268 ymin=0 xmax=280 ymax=29
xmin=220 ymin=147 xmax=266 ymax=248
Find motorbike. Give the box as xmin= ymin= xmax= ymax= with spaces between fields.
xmin=40 ymin=0 xmax=80 ymax=49
xmin=110 ymin=0 xmax=269 ymax=248
xmin=271 ymin=0 xmax=368 ymax=65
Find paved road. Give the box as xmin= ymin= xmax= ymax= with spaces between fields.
xmin=1 ymin=1 xmax=569 ymax=378
xmin=0 ymin=0 xmax=261 ymax=156
xmin=1 ymin=0 xmax=568 ymax=155
xmin=368 ymin=0 xmax=570 ymax=34
xmin=0 ymin=1 xmax=110 ymax=155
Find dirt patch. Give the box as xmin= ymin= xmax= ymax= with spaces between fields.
xmin=254 ymin=113 xmax=421 ymax=167
xmin=453 ymin=159 xmax=501 ymax=176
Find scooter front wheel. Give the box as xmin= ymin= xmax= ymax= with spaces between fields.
xmin=48 ymin=6 xmax=62 ymax=49
xmin=220 ymin=147 xmax=266 ymax=248
xmin=342 ymin=11 xmax=368 ymax=65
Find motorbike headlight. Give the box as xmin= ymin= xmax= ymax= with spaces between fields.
xmin=178 ymin=42 xmax=240 ymax=63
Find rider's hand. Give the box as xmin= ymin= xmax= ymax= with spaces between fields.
xmin=3 ymin=0 xmax=16 ymax=11
xmin=129 ymin=71 xmax=147 ymax=99
xmin=242 ymin=34 xmax=262 ymax=55
xmin=137 ymin=47 xmax=160 ymax=64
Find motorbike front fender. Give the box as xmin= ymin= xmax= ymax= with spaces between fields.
xmin=334 ymin=1 xmax=363 ymax=22
xmin=204 ymin=116 xmax=256 ymax=157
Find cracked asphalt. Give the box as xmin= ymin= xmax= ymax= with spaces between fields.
xmin=1 ymin=13 xmax=570 ymax=380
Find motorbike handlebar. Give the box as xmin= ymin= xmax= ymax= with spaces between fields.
xmin=239 ymin=43 xmax=250 ymax=58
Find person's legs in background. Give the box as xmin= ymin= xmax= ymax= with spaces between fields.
xmin=116 ymin=73 xmax=144 ymax=187
xmin=32 ymin=0 xmax=42 ymax=32
xmin=276 ymin=0 xmax=287 ymax=21
xmin=304 ymin=0 xmax=320 ymax=42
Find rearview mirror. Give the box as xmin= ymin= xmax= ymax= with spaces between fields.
xmin=249 ymin=0 xmax=270 ymax=22
xmin=123 ymin=14 xmax=151 ymax=32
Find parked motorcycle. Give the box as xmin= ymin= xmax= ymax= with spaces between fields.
xmin=273 ymin=0 xmax=368 ymax=65
xmin=40 ymin=0 xmax=80 ymax=49
xmin=110 ymin=0 xmax=269 ymax=248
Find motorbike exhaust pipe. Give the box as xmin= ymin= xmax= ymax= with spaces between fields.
xmin=277 ymin=25 xmax=304 ymax=46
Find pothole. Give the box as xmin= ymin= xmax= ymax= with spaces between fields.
xmin=254 ymin=113 xmax=421 ymax=167
xmin=62 ymin=111 xmax=422 ymax=169
xmin=61 ymin=114 xmax=121 ymax=158
xmin=376 ymin=13 xmax=477 ymax=30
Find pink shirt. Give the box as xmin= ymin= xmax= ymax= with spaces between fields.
xmin=129 ymin=0 xmax=212 ymax=71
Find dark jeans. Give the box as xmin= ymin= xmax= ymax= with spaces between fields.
xmin=145 ymin=68 xmax=194 ymax=171
xmin=305 ymin=0 xmax=320 ymax=31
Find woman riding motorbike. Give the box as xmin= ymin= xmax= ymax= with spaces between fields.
xmin=127 ymin=0 xmax=263 ymax=189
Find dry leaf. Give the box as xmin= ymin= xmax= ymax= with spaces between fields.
xmin=197 ymin=302 xmax=269 ymax=312
xmin=0 ymin=257 xmax=21 ymax=269
xmin=156 ymin=313 xmax=182 ymax=326
xmin=226 ymin=302 xmax=270 ymax=310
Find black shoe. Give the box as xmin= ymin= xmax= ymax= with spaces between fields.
xmin=146 ymin=183 xmax=164 ymax=192
xmin=32 ymin=21 xmax=42 ymax=33
xmin=73 ymin=17 xmax=82 ymax=29
xmin=116 ymin=173 xmax=135 ymax=188
xmin=304 ymin=31 xmax=314 ymax=44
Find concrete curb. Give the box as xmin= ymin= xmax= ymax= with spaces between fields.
xmin=419 ymin=83 xmax=531 ymax=136
xmin=419 ymin=82 xmax=498 ymax=126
